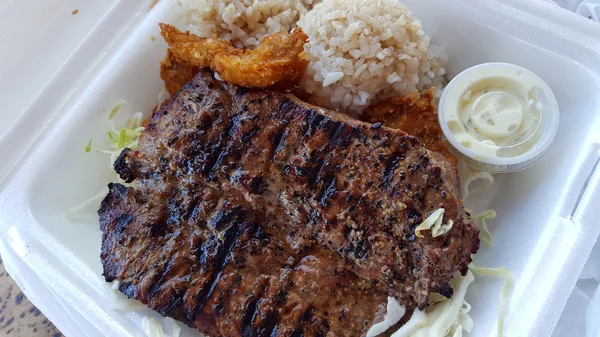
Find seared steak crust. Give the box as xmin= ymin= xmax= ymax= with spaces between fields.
xmin=99 ymin=70 xmax=479 ymax=337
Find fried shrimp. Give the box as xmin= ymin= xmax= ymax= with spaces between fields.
xmin=159 ymin=23 xmax=239 ymax=68
xmin=211 ymin=29 xmax=309 ymax=89
xmin=159 ymin=23 xmax=308 ymax=94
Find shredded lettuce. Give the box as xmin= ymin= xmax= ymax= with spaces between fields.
xmin=415 ymin=208 xmax=454 ymax=238
xmin=415 ymin=209 xmax=444 ymax=238
xmin=470 ymin=266 xmax=514 ymax=337
xmin=457 ymin=302 xmax=473 ymax=332
xmin=98 ymin=111 xmax=145 ymax=166
xmin=106 ymin=113 xmax=144 ymax=150
xmin=69 ymin=104 xmax=146 ymax=220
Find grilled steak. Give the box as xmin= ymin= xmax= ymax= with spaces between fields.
xmin=100 ymin=183 xmax=387 ymax=336
xmin=99 ymin=70 xmax=479 ymax=337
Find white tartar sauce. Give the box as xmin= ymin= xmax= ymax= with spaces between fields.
xmin=439 ymin=63 xmax=559 ymax=173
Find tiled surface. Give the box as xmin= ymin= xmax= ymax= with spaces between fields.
xmin=0 ymin=258 xmax=63 ymax=337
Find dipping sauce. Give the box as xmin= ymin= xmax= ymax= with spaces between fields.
xmin=439 ymin=63 xmax=559 ymax=173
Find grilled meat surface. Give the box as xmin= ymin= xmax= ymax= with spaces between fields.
xmin=99 ymin=70 xmax=479 ymax=337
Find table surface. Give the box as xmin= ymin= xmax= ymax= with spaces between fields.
xmin=0 ymin=257 xmax=62 ymax=337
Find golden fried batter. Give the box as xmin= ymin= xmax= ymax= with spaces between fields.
xmin=159 ymin=23 xmax=308 ymax=95
xmin=160 ymin=49 xmax=202 ymax=96
xmin=212 ymin=29 xmax=309 ymax=89
xmin=363 ymin=89 xmax=458 ymax=166
xmin=160 ymin=23 xmax=239 ymax=68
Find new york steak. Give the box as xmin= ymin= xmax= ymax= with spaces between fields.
xmin=99 ymin=70 xmax=480 ymax=336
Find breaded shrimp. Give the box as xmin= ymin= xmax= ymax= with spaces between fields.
xmin=159 ymin=23 xmax=308 ymax=94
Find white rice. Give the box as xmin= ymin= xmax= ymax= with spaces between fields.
xmin=298 ymin=0 xmax=448 ymax=115
xmin=183 ymin=0 xmax=320 ymax=49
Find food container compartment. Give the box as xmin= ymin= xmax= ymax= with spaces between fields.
xmin=0 ymin=0 xmax=600 ymax=336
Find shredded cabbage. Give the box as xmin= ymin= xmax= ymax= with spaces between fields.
xmin=457 ymin=162 xmax=494 ymax=200
xmin=390 ymin=309 xmax=427 ymax=337
xmin=142 ymin=316 xmax=165 ymax=337
xmin=409 ymin=271 xmax=475 ymax=337
xmin=106 ymin=280 xmax=145 ymax=311
xmin=383 ymin=272 xmax=474 ymax=337
xmin=447 ymin=302 xmax=473 ymax=337
xmin=157 ymin=87 xmax=169 ymax=106
xmin=428 ymin=293 xmax=449 ymax=306
xmin=466 ymin=209 xmax=496 ymax=245
xmin=367 ymin=297 xmax=406 ymax=337
xmin=455 ymin=161 xmax=512 ymax=337
xmin=165 ymin=318 xmax=182 ymax=337
xmin=141 ymin=316 xmax=182 ymax=337
xmin=415 ymin=208 xmax=454 ymax=238
xmin=436 ymin=220 xmax=454 ymax=238
xmin=470 ymin=266 xmax=514 ymax=337
xmin=65 ymin=187 xmax=109 ymax=219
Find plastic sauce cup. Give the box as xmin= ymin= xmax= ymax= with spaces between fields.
xmin=438 ymin=62 xmax=560 ymax=173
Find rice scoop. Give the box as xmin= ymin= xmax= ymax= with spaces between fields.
xmin=299 ymin=0 xmax=448 ymax=114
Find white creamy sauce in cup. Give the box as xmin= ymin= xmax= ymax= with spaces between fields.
xmin=439 ymin=63 xmax=559 ymax=173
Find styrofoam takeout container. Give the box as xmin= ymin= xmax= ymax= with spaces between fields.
xmin=1 ymin=0 xmax=600 ymax=336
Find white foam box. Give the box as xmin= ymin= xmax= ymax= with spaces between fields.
xmin=0 ymin=0 xmax=599 ymax=336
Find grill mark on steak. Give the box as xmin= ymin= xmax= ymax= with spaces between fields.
xmin=381 ymin=152 xmax=403 ymax=190
xmin=271 ymin=128 xmax=289 ymax=158
xmin=99 ymin=70 xmax=479 ymax=336
xmin=100 ymin=181 xmax=386 ymax=336
xmin=202 ymin=117 xmax=236 ymax=180
xmin=318 ymin=176 xmax=337 ymax=208
xmin=241 ymin=296 xmax=260 ymax=337
xmin=194 ymin=220 xmax=243 ymax=314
